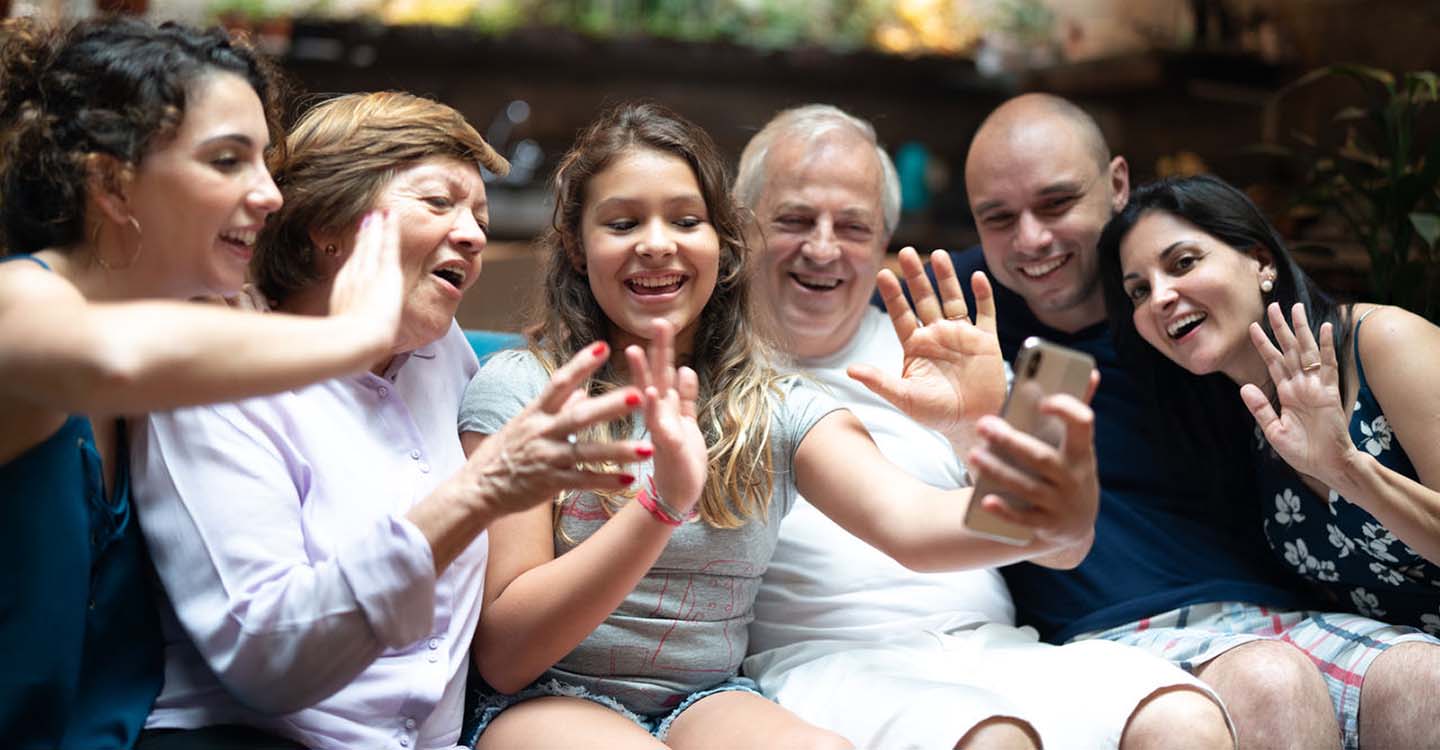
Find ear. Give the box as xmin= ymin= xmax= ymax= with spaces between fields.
xmin=1108 ymin=155 xmax=1130 ymax=212
xmin=83 ymin=154 xmax=134 ymax=226
xmin=1247 ymin=244 xmax=1276 ymax=277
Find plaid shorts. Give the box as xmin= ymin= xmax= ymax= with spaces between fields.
xmin=1074 ymin=601 xmax=1439 ymax=749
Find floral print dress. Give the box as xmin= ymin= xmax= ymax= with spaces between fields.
xmin=1254 ymin=311 xmax=1440 ymax=635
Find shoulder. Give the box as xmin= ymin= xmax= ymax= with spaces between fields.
xmin=460 ymin=348 xmax=546 ymax=432
xmin=0 ymin=257 xmax=81 ymax=311
xmin=1351 ymin=304 xmax=1440 ymax=408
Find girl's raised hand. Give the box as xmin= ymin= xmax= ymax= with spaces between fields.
xmin=1240 ymin=302 xmax=1356 ymax=485
xmin=626 ymin=318 xmax=707 ymax=519
xmin=328 ymin=210 xmax=406 ymax=342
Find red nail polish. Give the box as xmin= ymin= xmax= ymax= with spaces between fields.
xmin=618 ymin=473 xmax=635 ymax=486
xmin=625 ymin=392 xmax=641 ymax=407
xmin=591 ymin=342 xmax=608 ymax=358
xmin=635 ymin=446 xmax=653 ymax=458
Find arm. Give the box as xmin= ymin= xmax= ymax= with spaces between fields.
xmin=1243 ymin=303 xmax=1440 ymax=563
xmin=794 ymin=385 xmax=1099 ymax=573
xmin=846 ymin=247 xmax=1006 ymax=454
xmin=0 ymin=211 xmax=403 ymax=417
xmin=471 ymin=321 xmax=709 ymax=694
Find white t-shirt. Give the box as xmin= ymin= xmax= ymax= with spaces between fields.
xmin=746 ymin=308 xmax=1014 ymax=680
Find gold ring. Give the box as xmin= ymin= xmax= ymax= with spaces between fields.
xmin=1302 ymin=361 xmax=1322 ymax=372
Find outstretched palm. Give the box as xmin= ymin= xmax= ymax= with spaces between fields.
xmin=849 ymin=248 xmax=1007 ymax=443
xmin=626 ymin=319 xmax=707 ymax=516
xmin=1240 ymin=302 xmax=1354 ymax=484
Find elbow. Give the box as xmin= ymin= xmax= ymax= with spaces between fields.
xmin=475 ymin=646 xmax=540 ymax=696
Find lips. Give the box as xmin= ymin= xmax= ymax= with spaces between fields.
xmin=219 ymin=227 xmax=258 ymax=259
xmin=625 ymin=273 xmax=687 ymax=296
xmin=789 ymin=271 xmax=843 ymax=291
xmin=1017 ymin=254 xmax=1069 ymax=279
xmin=1166 ymin=311 xmax=1207 ymax=339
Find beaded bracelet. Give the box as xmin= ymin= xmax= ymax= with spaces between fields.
xmin=637 ymin=476 xmax=689 ymax=526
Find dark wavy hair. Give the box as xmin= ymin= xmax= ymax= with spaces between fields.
xmin=532 ymin=101 xmax=786 ymax=529
xmin=1097 ymin=174 xmax=1352 ymax=478
xmin=0 ymin=16 xmax=286 ymax=254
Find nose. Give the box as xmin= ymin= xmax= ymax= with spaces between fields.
xmin=450 ymin=211 xmax=487 ymax=255
xmin=1014 ymin=211 xmax=1052 ymax=255
xmin=800 ymin=218 xmax=841 ymax=264
xmin=1150 ymin=276 xmax=1179 ymax=310
xmin=636 ymin=218 xmax=676 ymax=258
xmin=248 ymin=171 xmax=283 ymax=216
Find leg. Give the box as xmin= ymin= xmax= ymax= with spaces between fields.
xmin=474 ymin=695 xmax=666 ymax=750
xmin=664 ymin=690 xmax=851 ymax=750
xmin=1194 ymin=640 xmax=1338 ymax=750
xmin=1358 ymin=641 xmax=1440 ymax=750
xmin=1120 ymin=686 xmax=1232 ymax=750
xmin=954 ymin=717 xmax=1039 ymax=750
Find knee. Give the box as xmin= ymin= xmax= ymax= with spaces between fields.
xmin=1203 ymin=640 xmax=1327 ymax=710
xmin=955 ymin=717 xmax=1039 ymax=750
xmin=770 ymin=725 xmax=853 ymax=750
xmin=1122 ymin=688 xmax=1231 ymax=750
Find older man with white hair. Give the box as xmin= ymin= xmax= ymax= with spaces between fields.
xmin=738 ymin=104 xmax=1233 ymax=750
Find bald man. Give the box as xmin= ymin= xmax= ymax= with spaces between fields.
xmin=738 ymin=104 xmax=1233 ymax=750
xmin=952 ymin=92 xmax=1440 ymax=750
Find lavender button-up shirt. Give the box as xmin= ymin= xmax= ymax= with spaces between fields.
xmin=132 ymin=323 xmax=483 ymax=750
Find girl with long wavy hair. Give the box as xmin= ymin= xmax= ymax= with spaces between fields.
xmin=458 ymin=101 xmax=1106 ymax=748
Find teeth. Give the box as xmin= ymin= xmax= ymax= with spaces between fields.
xmin=1167 ymin=312 xmax=1207 ymax=338
xmin=1018 ymin=256 xmax=1066 ymax=278
xmin=793 ymin=273 xmax=841 ymax=289
xmin=630 ymin=275 xmax=683 ymax=288
xmin=220 ymin=229 xmax=257 ymax=247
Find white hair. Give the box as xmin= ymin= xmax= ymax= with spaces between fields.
xmin=735 ymin=104 xmax=901 ymax=236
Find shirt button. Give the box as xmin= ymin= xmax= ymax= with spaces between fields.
xmin=428 ymin=653 xmax=439 ymax=663
xmin=409 ymin=449 xmax=421 ymax=460
xmin=428 ymin=638 xmax=440 ymax=650
xmin=418 ymin=462 xmax=431 ymax=473
xmin=404 ymin=718 xmax=417 ymax=730
xmin=378 ymin=386 xmax=389 ymax=398
xmin=399 ymin=738 xmax=410 ymax=747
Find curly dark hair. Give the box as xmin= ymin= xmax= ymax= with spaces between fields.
xmin=0 ymin=16 xmax=286 ymax=254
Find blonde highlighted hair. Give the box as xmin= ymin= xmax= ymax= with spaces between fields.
xmin=533 ymin=101 xmax=785 ymax=529
xmin=253 ymin=90 xmax=508 ymax=305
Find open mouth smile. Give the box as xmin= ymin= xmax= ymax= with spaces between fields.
xmin=1166 ymin=311 xmax=1207 ymax=340
xmin=1017 ymin=255 xmax=1069 ymax=279
xmin=625 ymin=273 xmax=688 ymax=296
xmin=789 ymin=271 xmax=843 ymax=291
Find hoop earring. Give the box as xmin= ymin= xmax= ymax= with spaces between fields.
xmin=97 ymin=216 xmax=144 ymax=271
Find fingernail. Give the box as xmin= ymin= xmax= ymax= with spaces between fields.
xmin=635 ymin=446 xmax=653 ymax=458
xmin=591 ymin=342 xmax=608 ymax=358
xmin=625 ymin=392 xmax=641 ymax=407
xmin=618 ymin=473 xmax=635 ymax=486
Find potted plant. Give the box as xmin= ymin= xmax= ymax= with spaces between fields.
xmin=1270 ymin=65 xmax=1440 ymax=322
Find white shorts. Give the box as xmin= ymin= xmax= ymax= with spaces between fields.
xmin=750 ymin=623 xmax=1232 ymax=750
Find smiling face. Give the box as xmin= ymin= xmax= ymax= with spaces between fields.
xmin=966 ymin=115 xmax=1127 ymax=332
xmin=365 ymin=156 xmax=489 ymax=352
xmin=1119 ymin=210 xmax=1274 ymax=381
xmin=581 ymin=147 xmax=720 ymax=355
xmin=753 ymin=131 xmax=888 ymax=359
xmin=124 ymin=71 xmax=282 ymax=298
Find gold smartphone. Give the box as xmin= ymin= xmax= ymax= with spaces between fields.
xmin=964 ymin=337 xmax=1096 ymax=545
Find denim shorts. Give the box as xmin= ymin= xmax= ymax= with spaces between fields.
xmin=464 ymin=675 xmax=764 ymax=746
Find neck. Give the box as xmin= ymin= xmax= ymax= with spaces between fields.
xmin=43 ymin=241 xmax=157 ymax=302
xmin=1221 ymin=346 xmax=1271 ymax=390
xmin=1031 ymin=294 xmax=1108 ymax=334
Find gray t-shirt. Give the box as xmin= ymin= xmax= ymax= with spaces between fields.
xmin=459 ymin=349 xmax=839 ymax=716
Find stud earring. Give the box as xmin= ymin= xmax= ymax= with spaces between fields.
xmin=324 ymin=244 xmax=338 ymax=256
xmin=1260 ymin=277 xmax=1274 ymax=294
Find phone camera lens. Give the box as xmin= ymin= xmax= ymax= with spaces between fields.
xmin=1026 ymin=352 xmax=1042 ymax=378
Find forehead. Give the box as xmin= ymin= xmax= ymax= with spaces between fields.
xmin=385 ymin=156 xmax=486 ymax=196
xmin=589 ymin=147 xmax=701 ymax=198
xmin=965 ymin=120 xmax=1099 ymax=207
xmin=172 ymin=71 xmax=267 ymax=139
xmin=760 ymin=133 xmax=883 ymax=210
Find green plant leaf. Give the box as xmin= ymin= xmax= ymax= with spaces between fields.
xmin=1412 ymin=212 xmax=1440 ymax=250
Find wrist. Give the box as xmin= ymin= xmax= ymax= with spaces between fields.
xmin=1328 ymin=448 xmax=1377 ymax=501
